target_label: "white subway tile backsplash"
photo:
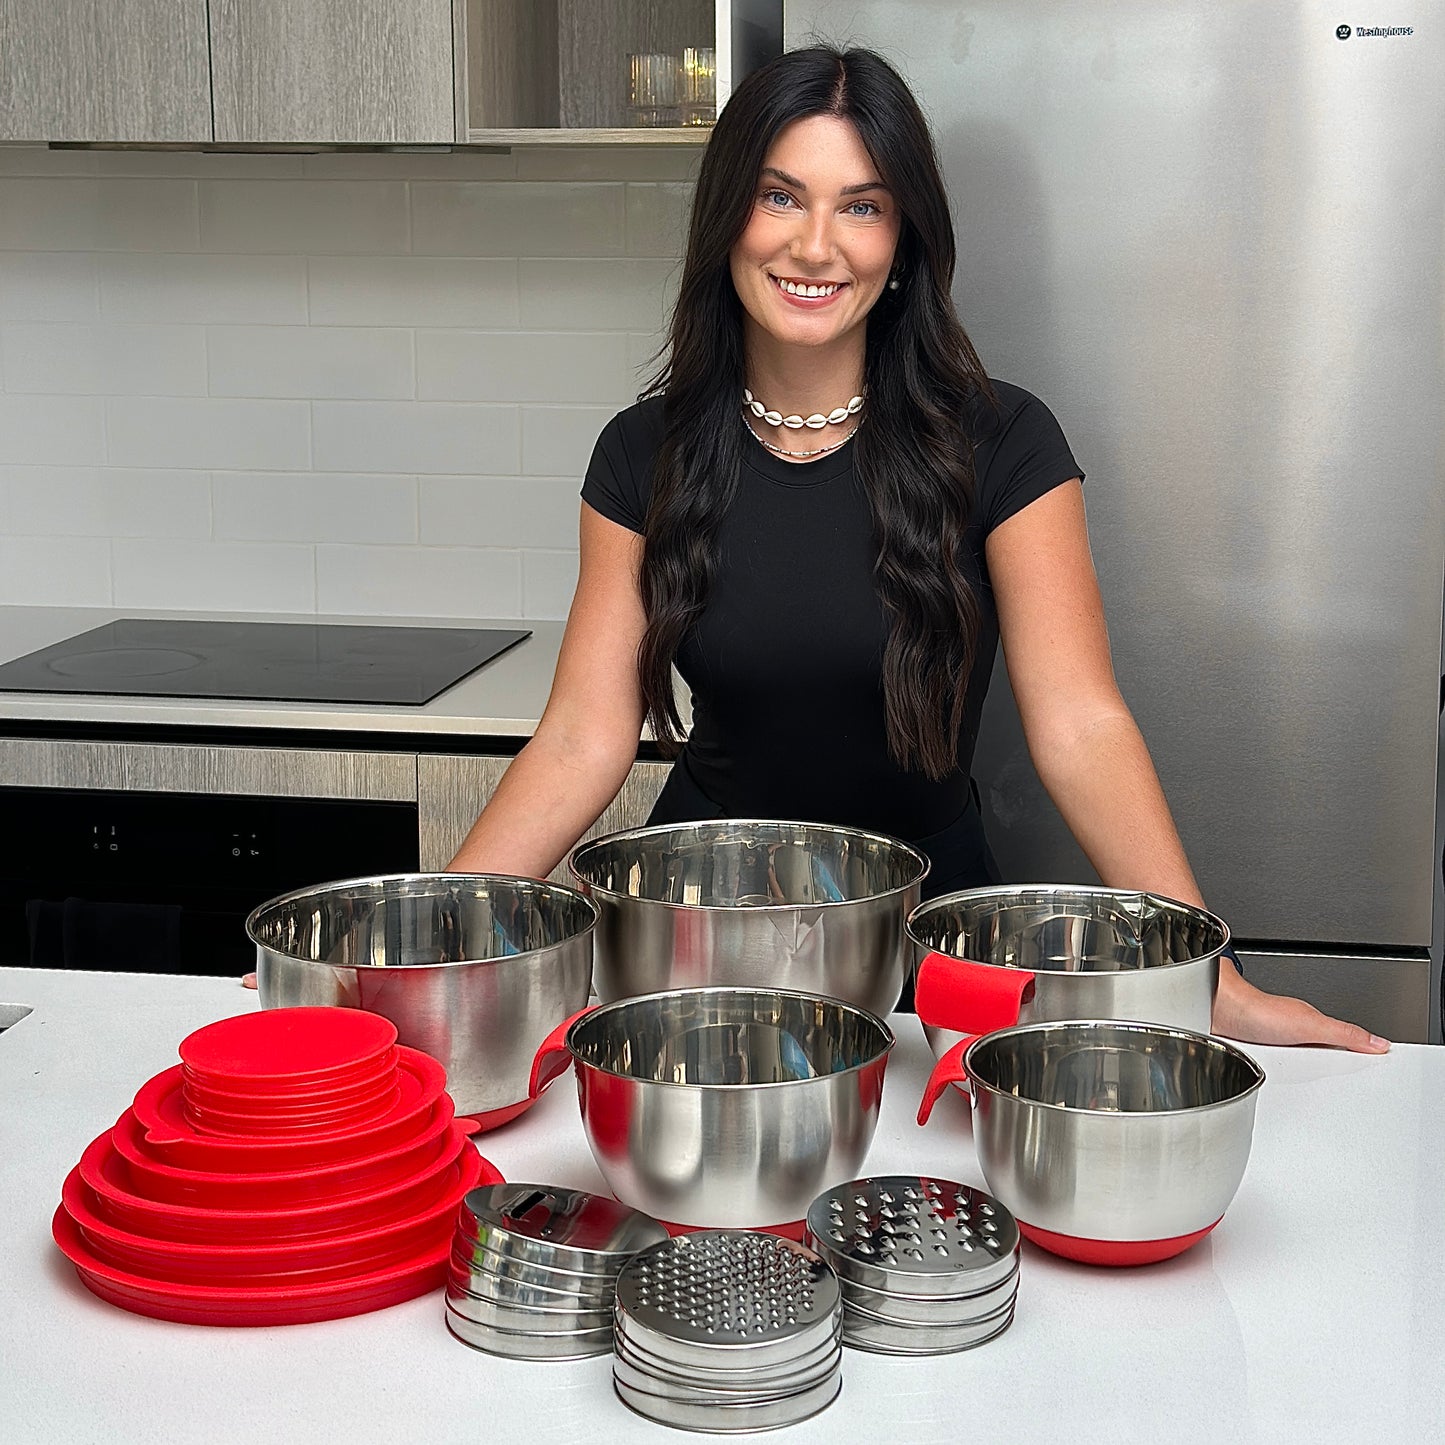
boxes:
[625,183,694,258]
[0,158,689,616]
[0,253,99,320]
[416,331,634,405]
[312,402,519,475]
[307,256,519,327]
[420,476,580,549]
[520,406,616,477]
[107,398,310,470]
[114,539,316,611]
[0,535,112,605]
[518,258,679,331]
[411,183,625,257]
[0,179,198,251]
[214,472,417,544]
[98,253,309,324]
[199,181,408,255]
[0,394,105,464]
[207,326,413,400]
[522,549,581,621]
[3,465,210,538]
[316,545,522,618]
[3,323,207,395]
[301,152,516,181]
[516,148,704,183]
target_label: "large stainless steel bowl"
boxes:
[247,874,595,1119]
[567,820,929,1017]
[909,885,1227,1061]
[919,1018,1264,1262]
[530,986,894,1228]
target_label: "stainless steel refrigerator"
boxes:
[786,1,1445,1040]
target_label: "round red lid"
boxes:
[178,1008,398,1086]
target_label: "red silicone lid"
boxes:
[110,1106,463,1210]
[53,1204,453,1328]
[133,1048,449,1167]
[182,1080,402,1138]
[178,1008,397,1087]
[82,1125,467,1243]
[1017,1217,1222,1267]
[181,1061,399,1110]
[111,1102,460,1208]
[62,1147,491,1286]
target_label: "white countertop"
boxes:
[1,966,1440,1444]
[0,607,565,738]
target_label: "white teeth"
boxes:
[775,277,839,298]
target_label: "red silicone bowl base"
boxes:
[1018,1217,1222,1267]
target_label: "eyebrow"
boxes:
[761,166,891,197]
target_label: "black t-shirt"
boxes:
[581,381,1083,840]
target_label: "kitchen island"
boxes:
[2,967,1439,1444]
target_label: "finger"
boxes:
[1304,1012,1390,1054]
[241,972,257,990]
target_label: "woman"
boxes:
[448,45,1386,1054]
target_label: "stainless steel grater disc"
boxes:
[457,1183,668,1270]
[841,1299,1016,1356]
[804,1176,1020,1296]
[614,1231,842,1371]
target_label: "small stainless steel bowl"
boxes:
[248,874,595,1117]
[909,885,1228,1060]
[569,819,928,1017]
[536,988,894,1228]
[959,1019,1265,1252]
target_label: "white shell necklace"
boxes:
[742,388,865,430]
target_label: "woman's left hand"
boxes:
[1212,961,1390,1053]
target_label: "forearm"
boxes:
[1030,710,1206,908]
[445,730,635,879]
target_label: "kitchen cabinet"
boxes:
[0,0,211,143]
[456,0,782,143]
[417,753,670,875]
[209,0,455,145]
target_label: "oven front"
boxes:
[1,787,420,976]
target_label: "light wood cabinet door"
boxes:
[417,753,671,878]
[210,0,455,144]
[0,0,211,142]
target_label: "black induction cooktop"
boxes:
[0,619,532,706]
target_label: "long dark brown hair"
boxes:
[639,46,995,779]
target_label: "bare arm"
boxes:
[446,502,650,879]
[987,480,1387,1053]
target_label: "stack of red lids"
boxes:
[53,1007,498,1327]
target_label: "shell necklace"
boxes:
[742,388,865,430]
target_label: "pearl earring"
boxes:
[887,273,902,291]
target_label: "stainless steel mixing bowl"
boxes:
[920,1019,1264,1256]
[909,885,1227,1060]
[567,819,929,1017]
[529,986,894,1227]
[248,873,595,1119]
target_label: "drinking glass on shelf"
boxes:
[681,47,717,127]
[627,53,680,127]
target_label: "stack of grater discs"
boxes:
[612,1231,844,1432]
[446,1183,668,1360]
[803,1176,1020,1355]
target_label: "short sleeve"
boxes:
[972,382,1085,536]
[580,403,661,535]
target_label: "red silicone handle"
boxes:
[914,951,1036,1035]
[917,1036,977,1127]
[527,1006,594,1099]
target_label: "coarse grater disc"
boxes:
[804,1177,1020,1296]
[614,1231,842,1371]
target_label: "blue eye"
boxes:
[761,188,793,207]
[847,200,881,217]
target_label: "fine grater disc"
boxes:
[614,1231,842,1372]
[804,1177,1021,1297]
